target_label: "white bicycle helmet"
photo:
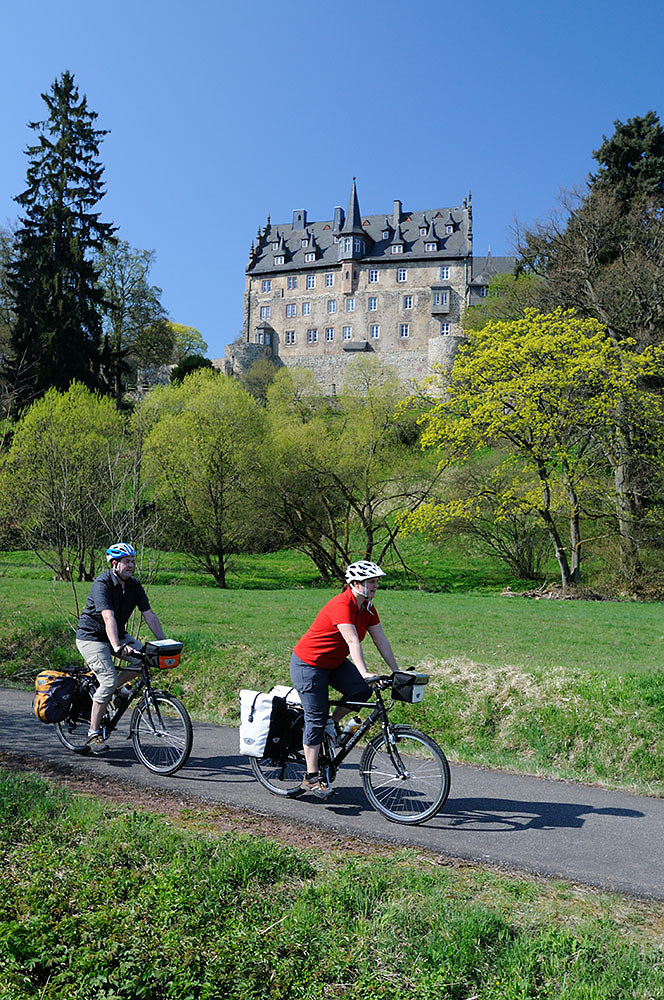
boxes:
[105,542,137,563]
[345,561,386,584]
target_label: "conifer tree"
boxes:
[8,71,116,409]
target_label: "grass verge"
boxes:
[1,768,663,1000]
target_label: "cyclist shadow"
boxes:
[430,795,645,833]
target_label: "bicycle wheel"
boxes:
[131,692,193,775]
[249,752,307,797]
[54,688,93,755]
[360,726,450,825]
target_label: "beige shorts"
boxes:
[76,635,142,703]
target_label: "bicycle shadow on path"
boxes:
[428,795,644,833]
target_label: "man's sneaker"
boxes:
[86,733,108,754]
[300,774,333,798]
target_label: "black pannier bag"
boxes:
[391,671,430,704]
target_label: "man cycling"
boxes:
[75,543,165,753]
[290,560,399,798]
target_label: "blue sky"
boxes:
[2,0,664,359]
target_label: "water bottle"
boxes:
[338,715,362,744]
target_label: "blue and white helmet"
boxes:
[105,542,137,563]
[345,561,386,584]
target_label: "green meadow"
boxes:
[1,768,663,1000]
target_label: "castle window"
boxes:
[326,327,334,341]
[479,286,488,297]
[397,268,407,282]
[305,252,316,262]
[327,300,336,314]
[433,291,448,306]
[403,296,413,310]
[369,269,379,283]
[285,303,297,318]
[274,255,285,265]
[391,244,403,254]
[306,274,316,289]
[287,276,298,290]
[259,305,271,319]
[354,238,363,253]
[399,323,410,338]
[307,328,318,343]
[440,322,451,335]
[302,302,311,316]
[285,330,296,344]
[346,297,355,312]
[325,273,334,287]
[343,326,352,340]
[368,296,378,311]
[344,237,352,254]
[425,242,437,251]
[261,279,272,292]
[370,324,380,339]
[440,266,450,280]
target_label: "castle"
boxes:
[222,180,514,392]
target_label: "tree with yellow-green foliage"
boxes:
[0,382,129,580]
[139,369,267,587]
[404,309,664,593]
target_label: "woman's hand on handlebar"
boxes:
[365,673,394,690]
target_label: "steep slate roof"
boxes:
[248,195,472,274]
[470,253,515,285]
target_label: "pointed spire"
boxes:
[340,177,363,234]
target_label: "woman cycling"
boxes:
[290,560,399,798]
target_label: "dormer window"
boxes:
[391,244,403,254]
[272,241,279,250]
[446,225,453,234]
[419,226,427,236]
[305,252,316,262]
[425,242,437,252]
[382,230,389,239]
[301,238,309,247]
[274,255,285,265]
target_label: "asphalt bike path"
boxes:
[2,686,663,901]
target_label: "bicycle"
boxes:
[248,672,451,825]
[54,641,193,776]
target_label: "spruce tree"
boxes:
[8,71,116,408]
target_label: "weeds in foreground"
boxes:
[0,769,663,1000]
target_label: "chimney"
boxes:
[393,199,402,225]
[333,205,344,230]
[292,209,307,229]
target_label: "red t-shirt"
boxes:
[293,588,380,670]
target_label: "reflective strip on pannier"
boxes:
[33,670,77,724]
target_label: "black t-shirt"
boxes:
[76,569,150,642]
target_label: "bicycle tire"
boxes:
[360,726,450,825]
[54,687,94,755]
[130,692,193,775]
[249,752,307,797]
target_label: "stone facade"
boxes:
[226,182,513,392]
